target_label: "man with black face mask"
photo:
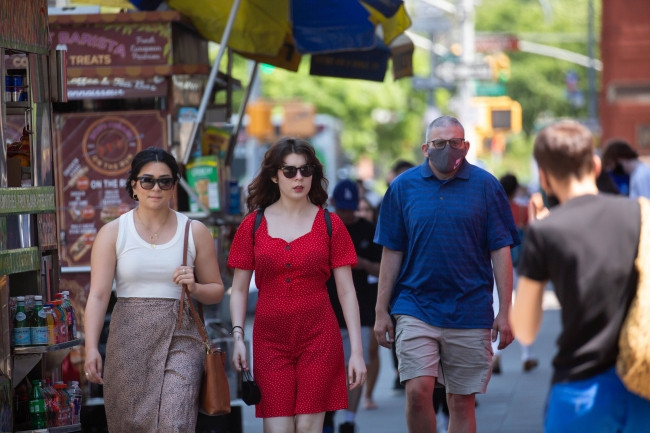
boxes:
[374,116,520,433]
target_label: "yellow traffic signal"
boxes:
[472,96,522,136]
[485,52,511,82]
[246,100,273,139]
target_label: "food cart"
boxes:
[48,9,245,432]
[0,0,83,431]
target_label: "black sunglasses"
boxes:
[137,176,176,190]
[280,164,315,178]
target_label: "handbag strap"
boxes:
[635,197,650,295]
[177,219,211,353]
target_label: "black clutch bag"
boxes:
[241,369,261,406]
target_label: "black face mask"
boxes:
[427,146,466,174]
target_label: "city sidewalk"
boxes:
[239,290,561,433]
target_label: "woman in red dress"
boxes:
[229,137,366,433]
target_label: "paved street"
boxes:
[238,290,561,433]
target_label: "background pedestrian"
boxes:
[325,179,382,433]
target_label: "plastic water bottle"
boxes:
[61,290,77,340]
[54,382,72,426]
[29,380,47,429]
[68,380,82,424]
[42,379,56,428]
[52,299,67,343]
[13,296,30,346]
[43,303,57,345]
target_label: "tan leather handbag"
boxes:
[617,197,650,400]
[178,220,231,416]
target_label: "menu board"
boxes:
[55,111,168,267]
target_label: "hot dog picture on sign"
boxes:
[55,111,167,267]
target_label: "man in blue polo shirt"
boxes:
[374,115,519,433]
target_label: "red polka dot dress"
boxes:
[228,207,357,418]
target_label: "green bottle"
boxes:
[13,296,30,346]
[30,295,48,345]
[29,379,47,429]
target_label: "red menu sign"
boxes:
[49,22,172,68]
[55,111,168,267]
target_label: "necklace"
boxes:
[135,208,170,249]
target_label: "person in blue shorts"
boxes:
[374,115,519,433]
[511,120,650,433]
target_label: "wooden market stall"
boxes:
[1,1,83,431]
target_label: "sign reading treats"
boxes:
[48,11,210,99]
[55,111,168,267]
[49,19,172,68]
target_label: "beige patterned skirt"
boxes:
[104,298,204,433]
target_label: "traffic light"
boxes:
[246,100,273,139]
[485,52,511,82]
[472,96,522,136]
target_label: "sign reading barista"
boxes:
[50,23,171,67]
[82,116,142,176]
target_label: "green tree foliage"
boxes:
[259,58,427,173]
[476,0,601,134]
[219,0,601,184]
[473,0,600,183]
[215,52,427,178]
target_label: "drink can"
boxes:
[5,75,14,102]
[228,179,241,215]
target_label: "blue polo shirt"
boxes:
[375,159,519,329]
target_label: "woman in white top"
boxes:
[84,147,225,433]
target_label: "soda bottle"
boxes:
[13,296,31,346]
[28,379,47,429]
[30,295,48,345]
[52,300,68,343]
[54,382,72,426]
[68,380,83,424]
[43,303,57,345]
[43,379,57,428]
[60,291,77,340]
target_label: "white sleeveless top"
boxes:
[114,209,196,298]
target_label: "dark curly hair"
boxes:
[246,137,328,212]
[125,147,180,200]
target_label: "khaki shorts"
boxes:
[394,314,493,395]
